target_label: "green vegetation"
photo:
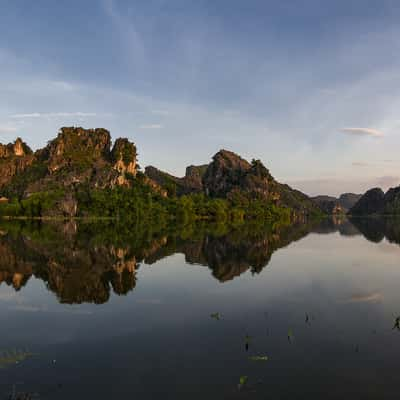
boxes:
[2,160,48,200]
[0,190,65,218]
[74,174,293,224]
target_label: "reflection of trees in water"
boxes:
[0,219,333,303]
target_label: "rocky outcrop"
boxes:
[349,188,385,215]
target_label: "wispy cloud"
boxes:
[341,127,384,137]
[289,175,400,197]
[352,161,370,167]
[151,109,170,116]
[0,124,17,133]
[10,112,97,119]
[139,124,163,129]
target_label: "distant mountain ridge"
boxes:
[312,193,362,214]
[349,186,400,216]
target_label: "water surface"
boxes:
[0,218,400,399]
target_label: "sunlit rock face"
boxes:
[0,138,32,159]
[111,138,138,186]
[0,139,34,189]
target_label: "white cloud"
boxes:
[139,124,163,129]
[341,127,384,137]
[10,112,97,119]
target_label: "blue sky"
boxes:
[1,0,400,195]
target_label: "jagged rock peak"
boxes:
[203,149,273,198]
[210,149,251,170]
[0,138,32,159]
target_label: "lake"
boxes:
[0,217,400,399]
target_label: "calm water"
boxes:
[0,218,400,399]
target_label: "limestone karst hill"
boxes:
[0,127,322,219]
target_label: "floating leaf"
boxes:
[239,375,248,386]
[210,312,220,320]
[0,349,36,369]
[249,355,268,361]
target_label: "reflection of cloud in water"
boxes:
[10,304,93,314]
[0,291,20,302]
[136,298,163,305]
[345,292,383,304]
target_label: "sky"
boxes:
[1,0,400,196]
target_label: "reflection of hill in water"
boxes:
[2,217,395,304]
[0,225,138,304]
[349,217,400,245]
[310,216,361,236]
